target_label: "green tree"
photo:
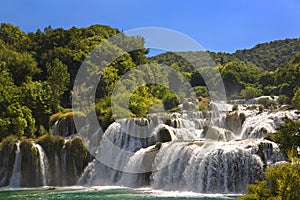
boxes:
[0,23,31,51]
[0,42,40,85]
[45,58,70,112]
[241,86,262,99]
[292,87,300,110]
[266,118,300,157]
[0,103,35,139]
[240,161,300,200]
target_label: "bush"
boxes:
[258,104,264,112]
[232,104,238,111]
[198,101,209,111]
[271,118,300,157]
[239,161,300,200]
[193,86,209,98]
[277,95,289,105]
[167,107,182,113]
[241,86,262,99]
[292,87,300,110]
[263,85,278,96]
[257,98,276,108]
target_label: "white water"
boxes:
[78,108,299,193]
[240,110,299,139]
[3,104,298,193]
[32,143,49,186]
[9,142,21,187]
[151,140,283,193]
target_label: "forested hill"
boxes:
[1,22,300,141]
[234,38,300,71]
[150,38,300,71]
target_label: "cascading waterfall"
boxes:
[239,110,298,139]
[9,142,21,187]
[78,107,299,193]
[1,102,299,193]
[0,136,89,187]
[151,140,283,193]
[32,143,49,186]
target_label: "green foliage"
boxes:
[220,61,262,98]
[232,104,239,111]
[198,101,209,112]
[45,58,70,112]
[129,85,163,117]
[234,38,300,71]
[162,90,179,111]
[257,98,277,108]
[292,87,300,110]
[267,118,300,157]
[0,23,31,51]
[277,95,290,105]
[1,22,300,140]
[241,86,262,99]
[275,55,300,99]
[0,47,40,86]
[0,102,36,139]
[240,161,300,200]
[193,86,209,98]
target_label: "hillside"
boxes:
[150,38,300,71]
[1,23,300,141]
[234,38,300,71]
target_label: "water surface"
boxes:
[0,187,238,200]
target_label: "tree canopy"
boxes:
[0,22,300,140]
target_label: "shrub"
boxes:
[241,86,262,99]
[257,98,276,108]
[232,104,238,111]
[258,104,264,112]
[239,161,300,200]
[198,101,209,111]
[167,107,182,113]
[277,95,290,105]
[292,87,300,110]
[272,118,300,157]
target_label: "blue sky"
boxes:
[1,0,300,52]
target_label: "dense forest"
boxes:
[1,23,300,198]
[1,22,300,140]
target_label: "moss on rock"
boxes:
[0,138,17,186]
[202,125,224,140]
[225,111,246,133]
[157,127,172,143]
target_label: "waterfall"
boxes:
[117,145,155,187]
[62,150,67,186]
[54,154,60,184]
[32,143,49,186]
[240,110,298,139]
[2,105,297,192]
[78,107,299,193]
[151,140,282,193]
[9,142,21,187]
